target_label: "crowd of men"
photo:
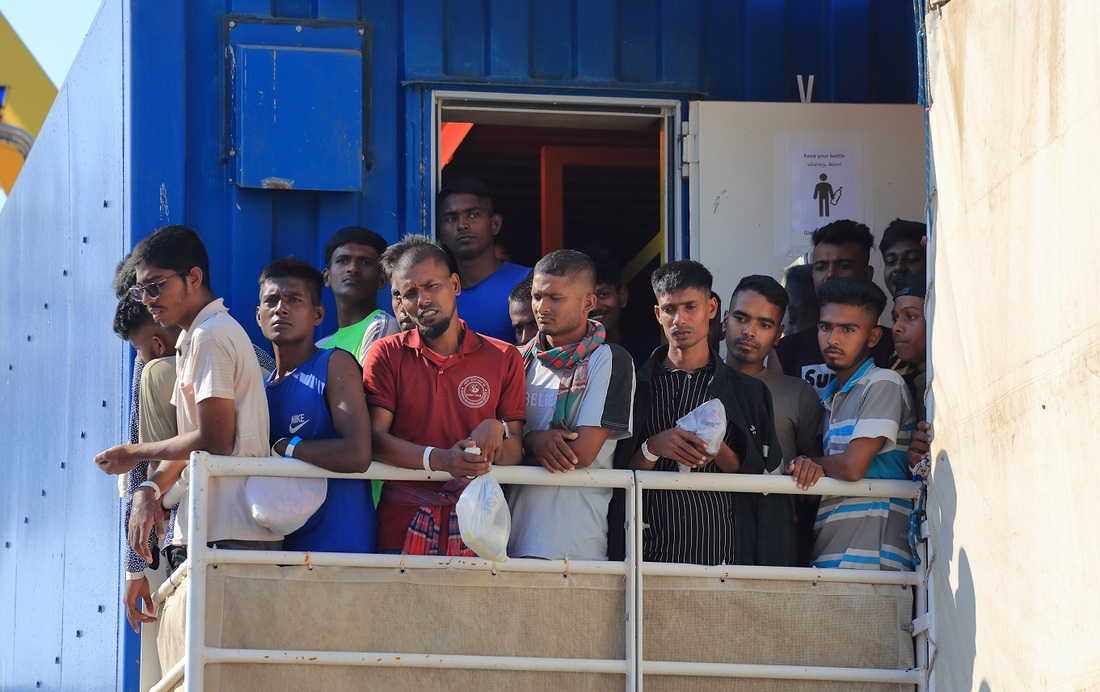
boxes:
[94,178,932,644]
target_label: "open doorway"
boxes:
[433,93,679,361]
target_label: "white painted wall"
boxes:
[688,101,926,309]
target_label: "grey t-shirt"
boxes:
[754,367,823,466]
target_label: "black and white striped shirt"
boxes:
[642,362,739,566]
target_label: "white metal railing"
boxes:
[148,452,928,691]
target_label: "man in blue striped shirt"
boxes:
[785,278,916,570]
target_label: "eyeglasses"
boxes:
[128,270,187,300]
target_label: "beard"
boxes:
[418,314,452,341]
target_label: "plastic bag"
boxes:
[456,472,510,562]
[674,398,728,472]
[245,476,328,536]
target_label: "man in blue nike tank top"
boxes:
[257,257,376,552]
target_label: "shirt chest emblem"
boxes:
[457,375,491,409]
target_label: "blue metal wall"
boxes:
[129,0,918,349]
[0,0,917,688]
[0,2,127,688]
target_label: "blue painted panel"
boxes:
[229,19,367,192]
[443,0,487,76]
[575,2,616,80]
[617,0,659,84]
[403,0,445,76]
[233,44,364,191]
[487,1,530,78]
[660,2,702,91]
[530,1,574,80]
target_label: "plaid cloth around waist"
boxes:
[382,479,474,557]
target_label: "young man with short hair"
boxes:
[107,297,179,634]
[891,274,928,420]
[725,275,823,466]
[507,250,635,560]
[437,179,530,342]
[772,219,896,396]
[583,246,629,345]
[364,235,526,555]
[880,219,927,290]
[630,261,790,566]
[786,278,916,571]
[257,257,376,553]
[724,275,823,566]
[507,272,537,346]
[318,226,399,364]
[94,225,279,570]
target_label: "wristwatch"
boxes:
[499,419,510,440]
[640,440,660,463]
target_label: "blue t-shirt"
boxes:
[456,261,530,342]
[265,348,376,553]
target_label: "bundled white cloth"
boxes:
[674,399,727,472]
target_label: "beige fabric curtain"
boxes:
[925,2,1100,689]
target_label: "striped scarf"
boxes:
[520,320,605,428]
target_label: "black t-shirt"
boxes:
[773,326,896,398]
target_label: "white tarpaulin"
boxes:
[925,2,1100,689]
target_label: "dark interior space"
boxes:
[442,123,663,356]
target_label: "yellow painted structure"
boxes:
[0,12,57,194]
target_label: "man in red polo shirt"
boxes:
[364,235,526,555]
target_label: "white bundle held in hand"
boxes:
[456,471,511,562]
[674,399,727,472]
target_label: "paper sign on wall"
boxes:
[790,147,858,244]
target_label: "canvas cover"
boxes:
[155,565,914,690]
[925,2,1100,689]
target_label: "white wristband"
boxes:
[125,571,146,582]
[640,440,660,463]
[137,480,162,501]
[422,446,435,472]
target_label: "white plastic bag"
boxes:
[245,476,328,536]
[674,398,728,472]
[456,472,510,561]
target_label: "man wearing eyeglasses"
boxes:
[94,225,280,592]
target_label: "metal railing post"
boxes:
[184,451,211,691]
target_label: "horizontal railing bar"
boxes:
[201,456,636,488]
[637,470,920,498]
[197,455,916,498]
[203,648,629,674]
[642,660,921,683]
[148,658,185,692]
[640,561,921,586]
[151,560,190,606]
[204,549,629,575]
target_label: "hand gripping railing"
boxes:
[148,452,928,691]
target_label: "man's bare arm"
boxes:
[785,436,886,489]
[468,418,524,466]
[525,425,613,473]
[369,406,490,478]
[124,397,238,561]
[271,350,372,473]
[95,396,237,473]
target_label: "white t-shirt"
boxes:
[508,343,635,560]
[172,298,276,544]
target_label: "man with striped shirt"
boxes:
[631,261,789,566]
[786,278,916,570]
